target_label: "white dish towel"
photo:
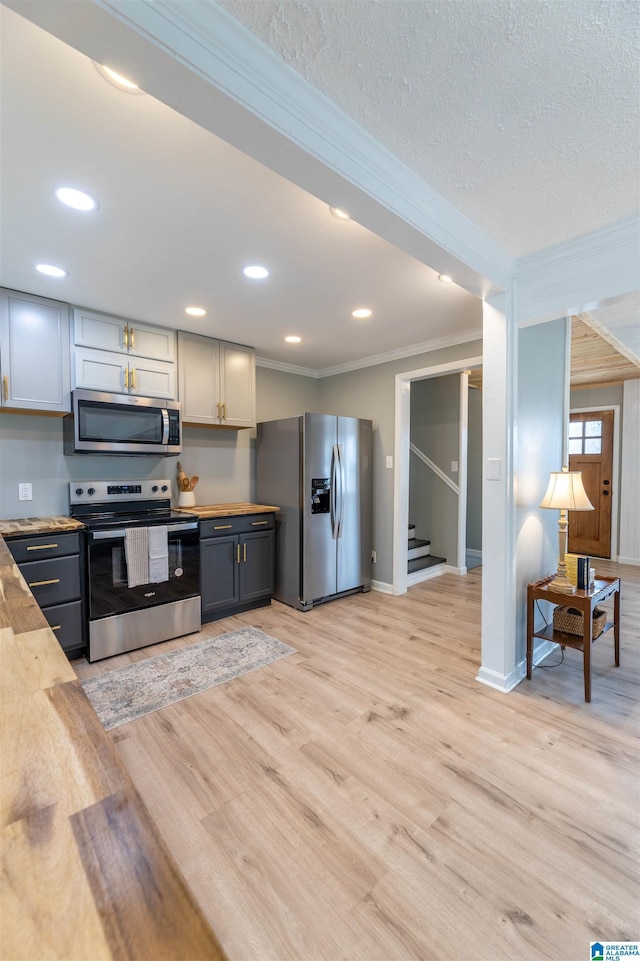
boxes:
[125,527,150,588]
[148,525,169,583]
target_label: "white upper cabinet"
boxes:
[73,308,175,362]
[0,288,71,412]
[178,332,255,428]
[72,308,176,399]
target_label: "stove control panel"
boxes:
[69,480,172,504]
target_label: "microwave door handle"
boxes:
[161,409,170,444]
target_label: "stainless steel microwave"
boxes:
[64,389,181,456]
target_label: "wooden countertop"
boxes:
[188,501,279,518]
[0,536,226,961]
[0,515,85,536]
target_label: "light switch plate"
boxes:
[386,455,393,469]
[487,458,502,481]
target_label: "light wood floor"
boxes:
[75,560,640,961]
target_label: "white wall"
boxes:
[619,379,640,565]
[466,387,483,552]
[514,318,569,666]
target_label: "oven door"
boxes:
[87,521,199,620]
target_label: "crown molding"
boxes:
[257,327,482,380]
[515,216,640,325]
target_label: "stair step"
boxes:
[408,537,431,559]
[408,554,446,574]
[408,524,416,539]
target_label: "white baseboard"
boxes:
[476,663,525,694]
[617,555,640,566]
[371,579,394,594]
[444,564,467,575]
[407,563,445,586]
[466,549,483,559]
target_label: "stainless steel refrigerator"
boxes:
[257,413,373,610]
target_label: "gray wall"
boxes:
[515,317,568,661]
[466,386,483,552]
[0,341,482,587]
[409,374,460,563]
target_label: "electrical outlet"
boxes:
[18,482,32,501]
[371,550,377,564]
[385,455,393,469]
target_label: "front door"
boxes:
[567,410,614,558]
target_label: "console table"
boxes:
[526,575,620,702]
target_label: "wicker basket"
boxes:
[553,605,606,638]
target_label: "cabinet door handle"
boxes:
[129,327,135,350]
[216,401,222,420]
[243,543,247,562]
[131,367,136,390]
[222,402,227,421]
[123,325,129,349]
[251,520,268,526]
[236,544,241,563]
[2,375,8,401]
[26,543,58,551]
[214,524,232,530]
[124,367,129,390]
[28,578,60,587]
[50,625,62,631]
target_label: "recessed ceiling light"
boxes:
[185,306,206,317]
[243,265,269,280]
[36,264,68,278]
[285,335,301,343]
[438,274,453,284]
[93,62,143,93]
[55,187,99,211]
[352,308,372,319]
[330,206,350,220]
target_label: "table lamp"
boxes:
[539,466,593,594]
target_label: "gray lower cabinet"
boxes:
[7,531,86,658]
[200,514,275,621]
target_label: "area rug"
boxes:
[81,627,296,731]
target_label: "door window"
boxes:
[568,419,602,455]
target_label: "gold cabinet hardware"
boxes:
[221,402,227,421]
[2,375,8,401]
[123,325,129,349]
[26,543,58,551]
[216,401,222,420]
[236,544,241,563]
[214,524,232,530]
[130,327,135,349]
[28,578,60,587]
[243,543,247,562]
[50,625,62,631]
[251,520,268,526]
[131,367,136,390]
[124,367,129,390]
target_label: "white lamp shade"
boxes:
[539,470,594,511]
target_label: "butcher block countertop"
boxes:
[188,501,279,518]
[0,514,85,536]
[0,536,226,961]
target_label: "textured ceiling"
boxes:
[218,0,640,258]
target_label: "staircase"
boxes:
[407,524,446,575]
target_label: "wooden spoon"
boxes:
[190,476,199,491]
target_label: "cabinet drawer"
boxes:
[19,555,81,607]
[42,600,84,653]
[200,514,274,538]
[8,532,81,563]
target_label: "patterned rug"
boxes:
[81,627,296,731]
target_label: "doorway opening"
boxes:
[393,353,483,595]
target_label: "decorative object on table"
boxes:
[176,461,199,507]
[577,556,590,590]
[539,466,593,594]
[81,627,296,730]
[552,605,606,639]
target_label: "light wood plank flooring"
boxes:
[75,560,639,961]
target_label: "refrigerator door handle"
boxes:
[331,444,339,539]
[336,443,345,539]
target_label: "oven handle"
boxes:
[90,521,199,541]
